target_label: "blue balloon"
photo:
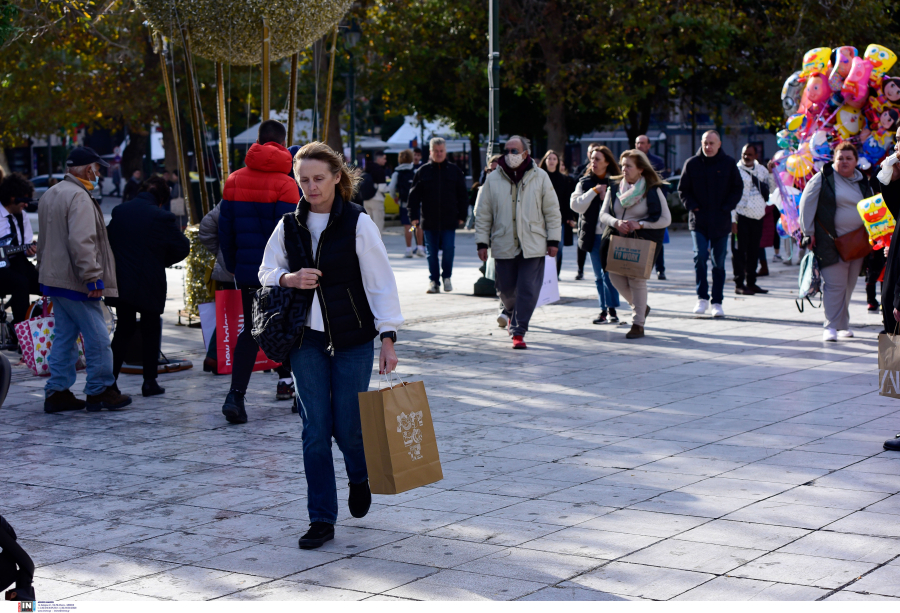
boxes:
[776,218,789,239]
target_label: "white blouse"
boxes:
[259,211,404,334]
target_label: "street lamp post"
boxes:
[487,0,500,158]
[343,21,361,165]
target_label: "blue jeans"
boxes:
[423,229,456,282]
[589,239,620,310]
[46,297,114,398]
[290,329,373,524]
[692,231,729,304]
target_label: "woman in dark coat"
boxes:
[107,175,190,396]
[539,150,576,277]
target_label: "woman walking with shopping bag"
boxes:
[598,150,671,339]
[570,146,622,324]
[259,142,404,549]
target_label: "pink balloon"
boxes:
[841,57,873,108]
[779,171,794,187]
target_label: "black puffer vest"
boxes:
[282,195,378,351]
[812,164,873,269]
[576,173,610,252]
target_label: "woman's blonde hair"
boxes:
[614,149,668,190]
[293,141,361,202]
[584,145,620,177]
[398,148,414,164]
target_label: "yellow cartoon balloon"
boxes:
[786,144,814,179]
[801,47,832,80]
[864,44,898,85]
[858,194,896,249]
[834,105,862,139]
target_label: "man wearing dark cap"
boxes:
[37,146,131,413]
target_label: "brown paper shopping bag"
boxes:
[358,375,443,494]
[878,332,900,398]
[605,234,657,280]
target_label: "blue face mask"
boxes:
[91,176,100,189]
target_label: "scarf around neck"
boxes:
[498,155,533,185]
[618,177,647,209]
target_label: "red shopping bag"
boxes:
[215,289,280,375]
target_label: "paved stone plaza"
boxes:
[2,229,899,601]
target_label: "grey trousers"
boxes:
[608,272,648,327]
[495,254,545,337]
[820,257,864,330]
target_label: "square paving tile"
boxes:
[519,527,660,560]
[384,569,546,600]
[362,535,504,568]
[287,556,437,593]
[730,552,877,589]
[674,576,827,600]
[569,561,714,600]
[623,539,767,574]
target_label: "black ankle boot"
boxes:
[142,380,165,397]
[298,522,334,549]
[348,480,372,518]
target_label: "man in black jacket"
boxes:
[408,137,469,294]
[678,131,743,317]
[107,176,190,397]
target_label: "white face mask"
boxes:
[506,153,525,168]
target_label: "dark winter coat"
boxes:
[122,177,141,203]
[219,142,300,286]
[281,194,378,350]
[106,192,190,314]
[407,160,469,231]
[678,148,744,240]
[576,174,610,252]
[547,170,576,246]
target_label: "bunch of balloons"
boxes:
[775,44,899,241]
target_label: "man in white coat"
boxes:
[475,136,561,350]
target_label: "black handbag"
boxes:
[251,285,309,364]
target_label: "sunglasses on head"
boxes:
[504,148,521,155]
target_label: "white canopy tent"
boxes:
[229,110,345,146]
[384,116,471,153]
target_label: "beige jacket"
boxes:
[474,163,561,260]
[36,174,118,297]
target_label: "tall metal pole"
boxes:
[159,37,192,224]
[348,51,356,163]
[487,0,500,157]
[287,53,299,146]
[261,18,270,121]
[216,61,230,181]
[181,28,211,217]
[323,26,339,144]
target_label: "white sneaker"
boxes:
[404,248,413,258]
[497,312,509,328]
[414,246,427,257]
[823,327,838,342]
[711,303,725,318]
[426,281,440,294]
[837,329,854,338]
[443,278,453,292]
[693,299,710,315]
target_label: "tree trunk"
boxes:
[469,135,481,179]
[0,148,10,176]
[161,125,179,172]
[326,97,344,153]
[544,99,567,155]
[625,96,654,147]
[122,127,149,177]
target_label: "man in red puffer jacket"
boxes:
[218,119,300,424]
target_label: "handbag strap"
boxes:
[815,218,836,242]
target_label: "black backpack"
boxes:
[359,173,377,201]
[397,168,415,203]
[251,285,309,363]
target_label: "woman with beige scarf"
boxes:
[598,150,671,339]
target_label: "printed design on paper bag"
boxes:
[397,411,424,461]
[612,245,642,263]
[881,369,900,394]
